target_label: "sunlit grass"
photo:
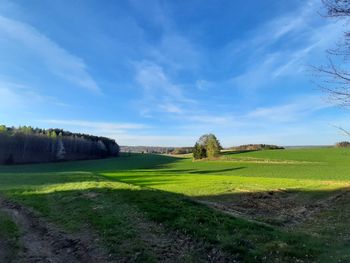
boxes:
[0,148,349,261]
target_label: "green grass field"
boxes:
[0,147,349,262]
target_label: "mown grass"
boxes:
[0,148,349,262]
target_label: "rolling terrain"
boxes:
[0,147,349,262]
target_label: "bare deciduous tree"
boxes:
[323,0,350,17]
[315,0,350,106]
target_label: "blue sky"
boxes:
[0,0,349,146]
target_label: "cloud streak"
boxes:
[0,15,101,93]
[0,80,67,109]
[42,119,147,132]
[247,96,332,123]
[229,0,344,91]
[134,61,196,117]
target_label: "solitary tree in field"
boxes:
[193,134,222,159]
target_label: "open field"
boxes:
[0,147,349,262]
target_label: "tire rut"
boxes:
[0,197,111,263]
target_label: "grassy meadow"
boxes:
[0,147,349,262]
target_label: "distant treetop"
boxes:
[0,125,119,165]
[0,125,116,145]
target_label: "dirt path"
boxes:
[0,197,111,263]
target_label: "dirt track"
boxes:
[0,197,111,263]
[0,196,231,263]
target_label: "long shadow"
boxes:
[97,167,247,189]
[188,167,245,174]
[146,167,245,174]
[0,148,348,262]
[3,186,347,262]
[0,153,185,174]
[0,154,188,190]
[99,173,184,187]
[221,150,259,155]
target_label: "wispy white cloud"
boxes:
[136,61,184,100]
[0,80,67,109]
[185,114,234,125]
[110,134,196,147]
[256,0,319,45]
[40,119,198,147]
[128,0,202,72]
[196,79,215,91]
[158,103,183,114]
[0,15,101,93]
[229,1,344,91]
[134,61,240,126]
[247,95,332,122]
[134,61,196,116]
[42,119,147,132]
[149,33,202,71]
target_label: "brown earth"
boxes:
[0,238,14,262]
[0,197,111,263]
[196,188,350,227]
[0,194,232,263]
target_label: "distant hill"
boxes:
[283,145,332,149]
[120,146,192,154]
[229,144,284,152]
[0,125,119,165]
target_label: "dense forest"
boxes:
[0,125,119,164]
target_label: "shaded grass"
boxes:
[6,183,322,262]
[297,191,350,263]
[0,148,349,261]
[0,211,20,262]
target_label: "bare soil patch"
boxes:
[0,193,232,263]
[0,239,14,262]
[0,196,111,263]
[197,188,350,227]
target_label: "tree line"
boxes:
[0,125,119,165]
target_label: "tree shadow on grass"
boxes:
[99,173,185,187]
[96,167,246,188]
[0,154,185,174]
[156,167,246,174]
[0,154,190,190]
[4,186,343,262]
[221,150,259,155]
